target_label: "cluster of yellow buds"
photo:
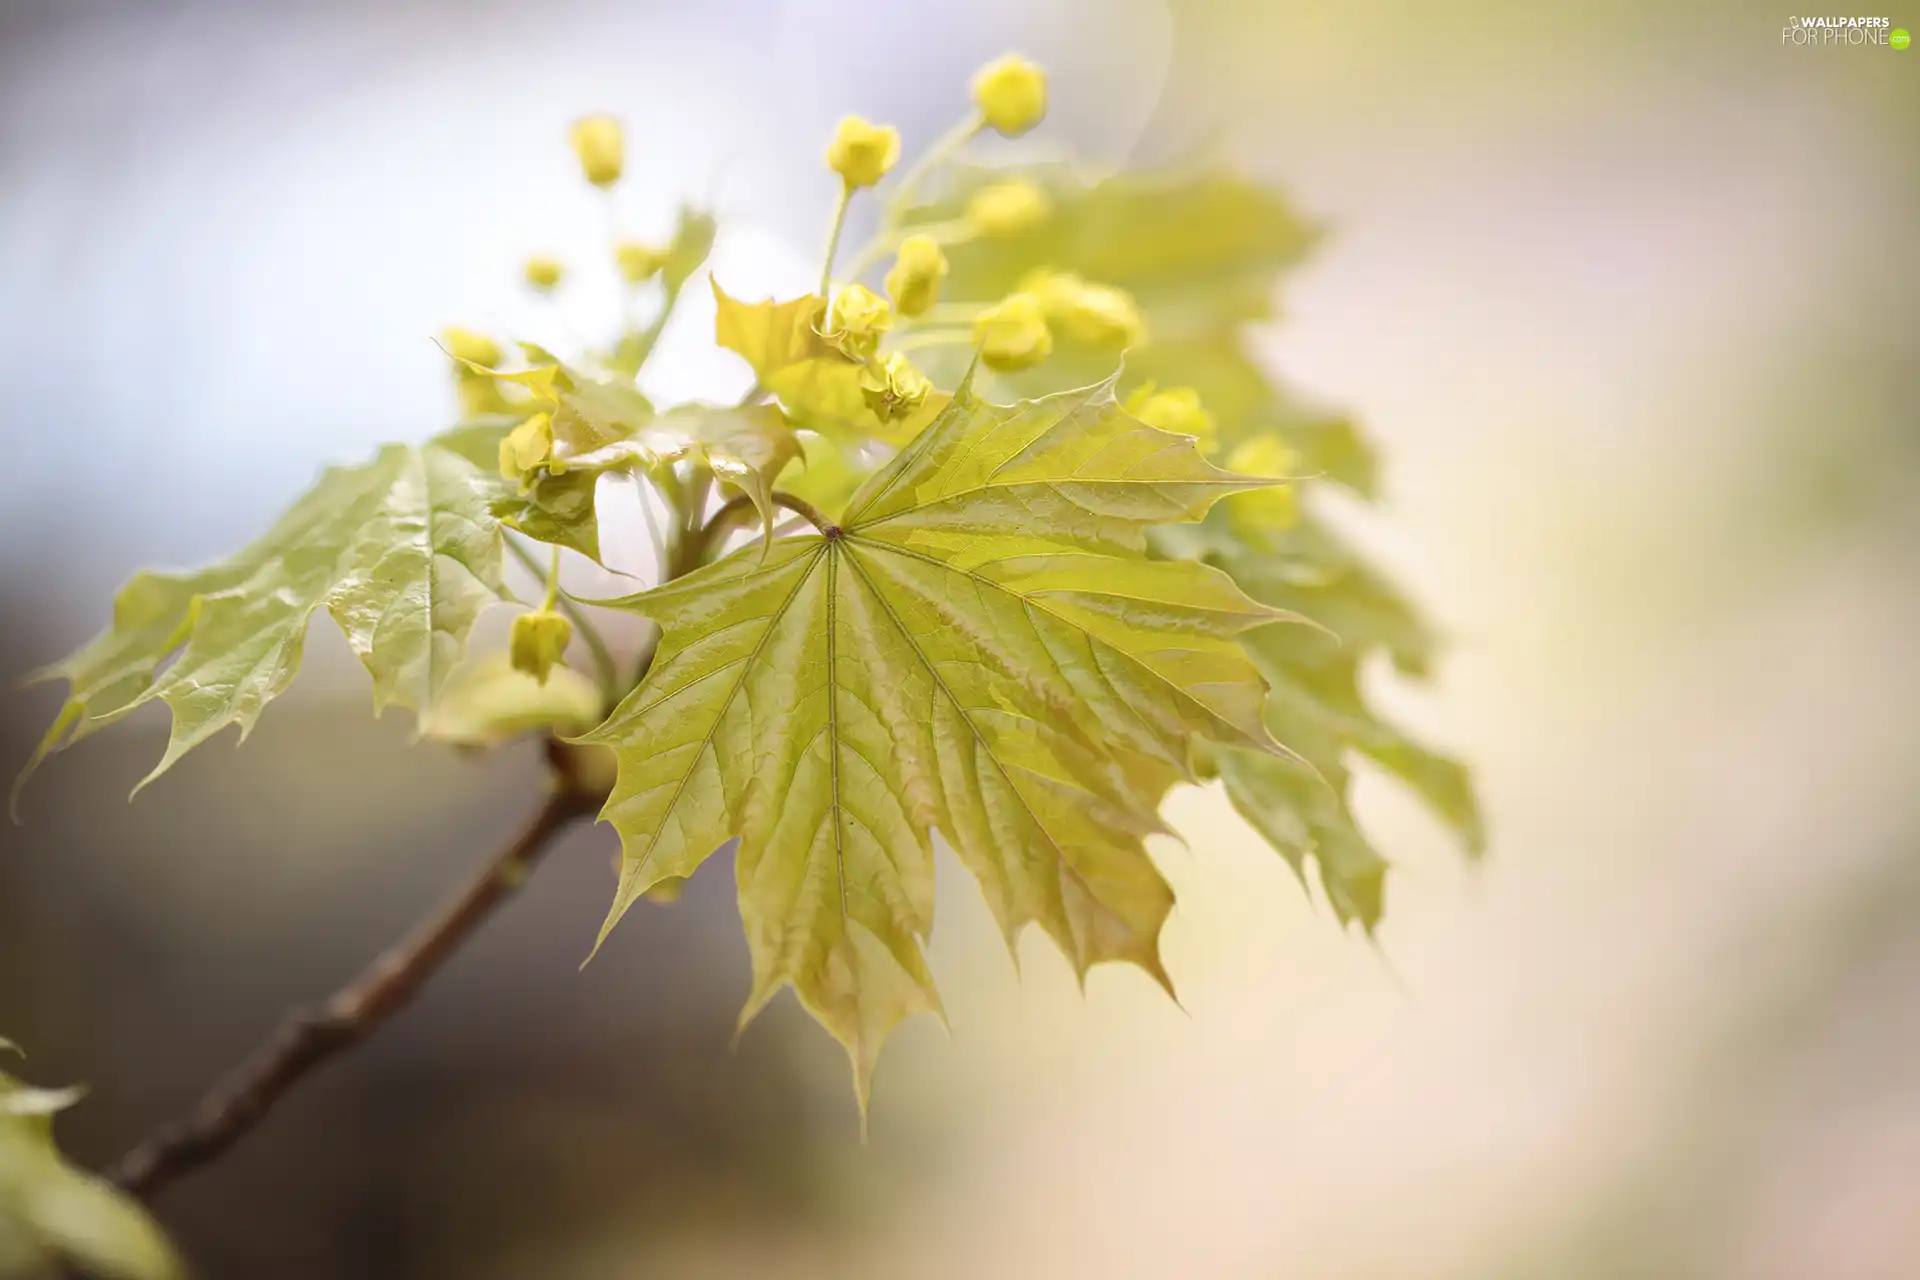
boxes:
[1224,435,1302,531]
[1125,383,1216,450]
[525,255,565,292]
[1022,270,1145,349]
[973,293,1052,371]
[965,180,1051,238]
[885,235,948,317]
[829,284,893,359]
[827,116,901,189]
[497,411,557,489]
[569,114,625,187]
[860,352,933,422]
[442,328,511,418]
[510,608,573,684]
[972,55,1047,136]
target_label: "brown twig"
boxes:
[107,742,604,1198]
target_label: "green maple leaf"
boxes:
[906,163,1483,923]
[16,439,510,807]
[1160,517,1485,927]
[0,1046,182,1280]
[580,374,1309,1103]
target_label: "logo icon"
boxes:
[1892,27,1911,48]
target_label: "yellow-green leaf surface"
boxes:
[582,376,1301,1102]
[1,1053,182,1280]
[18,440,507,806]
[909,162,1482,922]
[1158,517,1485,928]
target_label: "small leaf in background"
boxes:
[423,653,602,748]
[0,1050,183,1280]
[710,280,831,383]
[582,377,1302,1104]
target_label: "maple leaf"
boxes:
[0,1045,182,1280]
[16,440,509,807]
[912,163,1485,922]
[1159,517,1485,927]
[580,375,1308,1103]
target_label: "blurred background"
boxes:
[3,0,1917,1275]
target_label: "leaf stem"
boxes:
[685,491,835,566]
[506,537,619,703]
[106,746,603,1198]
[819,181,853,297]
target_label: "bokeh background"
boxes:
[3,0,1917,1275]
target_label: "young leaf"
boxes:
[19,441,507,803]
[422,653,602,748]
[711,279,940,444]
[710,279,831,380]
[581,376,1302,1102]
[0,1057,183,1280]
[651,404,801,543]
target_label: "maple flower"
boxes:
[524,255,565,292]
[973,54,1048,136]
[569,114,625,187]
[509,610,573,685]
[973,292,1052,371]
[497,412,555,487]
[859,352,933,422]
[440,327,501,369]
[1023,271,1144,348]
[1126,383,1217,450]
[965,180,1051,237]
[826,116,901,188]
[1225,436,1302,530]
[884,235,949,317]
[829,284,893,359]
[616,240,667,283]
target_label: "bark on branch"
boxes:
[107,743,602,1198]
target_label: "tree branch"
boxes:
[107,741,604,1198]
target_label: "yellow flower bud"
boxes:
[498,412,554,487]
[1126,384,1217,449]
[1065,284,1146,348]
[524,255,565,292]
[1020,271,1145,348]
[569,114,625,187]
[829,283,893,359]
[973,292,1052,372]
[441,327,502,369]
[965,181,1051,237]
[884,234,949,317]
[859,353,932,422]
[826,116,900,188]
[1226,436,1303,532]
[972,54,1048,136]
[509,609,574,685]
[615,240,667,283]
